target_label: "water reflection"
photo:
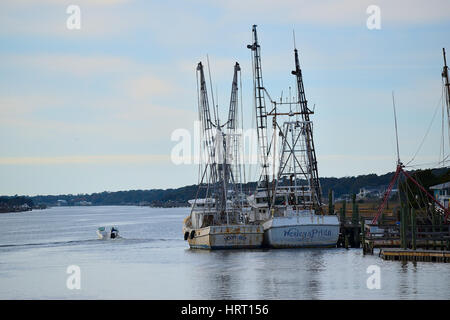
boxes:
[2,206,450,299]
[304,249,325,299]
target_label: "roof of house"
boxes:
[429,182,450,190]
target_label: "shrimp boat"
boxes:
[183,198,263,249]
[182,61,263,249]
[246,25,339,248]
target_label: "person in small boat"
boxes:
[110,227,117,239]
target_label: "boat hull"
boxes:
[263,216,340,248]
[187,225,263,250]
[96,230,120,240]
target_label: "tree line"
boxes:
[3,167,447,208]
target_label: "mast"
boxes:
[196,62,216,174]
[392,92,401,165]
[291,47,322,212]
[247,24,271,207]
[195,61,247,224]
[227,63,240,131]
[226,62,244,210]
[443,48,450,151]
[195,62,226,221]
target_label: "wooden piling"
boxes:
[411,207,416,250]
[351,194,359,225]
[361,217,366,255]
[431,203,437,250]
[400,206,407,250]
[328,189,334,215]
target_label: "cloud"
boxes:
[0,88,198,161]
[2,54,135,77]
[318,154,441,177]
[0,0,135,37]
[3,0,131,5]
[0,51,197,150]
[0,154,170,165]
[0,95,63,119]
[125,75,176,100]
[207,0,450,25]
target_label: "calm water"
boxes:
[0,206,448,299]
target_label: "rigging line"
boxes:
[405,88,444,166]
[392,91,401,164]
[404,157,450,170]
[239,68,247,187]
[206,54,218,126]
[405,158,450,169]
[216,84,219,126]
[404,171,424,213]
[249,52,256,189]
[196,70,202,184]
[413,171,430,213]
[417,172,435,216]
[412,153,450,164]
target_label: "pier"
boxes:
[380,248,450,262]
[331,193,450,262]
[361,206,450,254]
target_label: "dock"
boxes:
[380,248,450,262]
[332,197,450,264]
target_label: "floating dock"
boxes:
[380,248,450,262]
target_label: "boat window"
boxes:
[275,196,285,205]
[256,197,268,203]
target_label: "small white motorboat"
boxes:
[96,226,120,240]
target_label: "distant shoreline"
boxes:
[0,204,190,214]
[2,167,449,210]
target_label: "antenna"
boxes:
[216,84,219,126]
[443,48,448,68]
[292,29,296,50]
[392,91,401,165]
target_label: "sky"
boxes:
[0,0,449,196]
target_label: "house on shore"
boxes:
[430,182,450,209]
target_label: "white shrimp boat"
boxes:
[183,199,263,249]
[249,188,339,248]
[182,61,263,250]
[262,211,339,248]
[246,25,339,248]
